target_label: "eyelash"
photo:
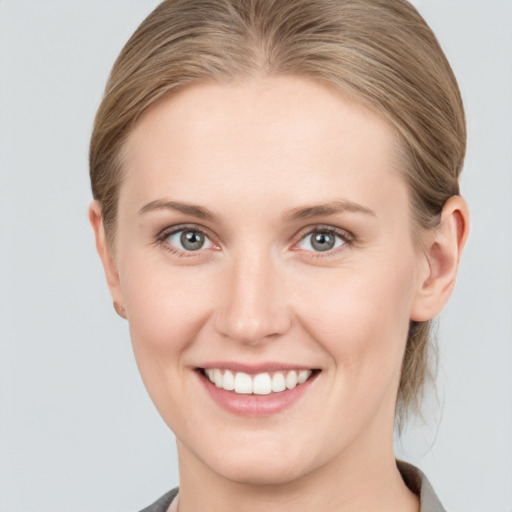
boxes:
[155,224,353,258]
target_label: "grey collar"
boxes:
[397,460,447,512]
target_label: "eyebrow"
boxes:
[138,198,376,221]
[138,200,215,220]
[282,200,376,221]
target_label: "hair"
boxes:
[89,0,466,425]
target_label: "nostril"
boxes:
[214,308,292,345]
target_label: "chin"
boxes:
[211,457,308,487]
[197,437,322,487]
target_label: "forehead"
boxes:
[120,76,407,219]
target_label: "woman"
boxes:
[89,1,469,511]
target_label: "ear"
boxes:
[88,201,127,319]
[410,195,470,322]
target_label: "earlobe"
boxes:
[88,201,126,317]
[411,195,470,322]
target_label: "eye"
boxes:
[164,228,214,252]
[297,228,347,253]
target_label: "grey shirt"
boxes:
[139,461,445,512]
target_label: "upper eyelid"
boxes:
[157,223,213,240]
[294,224,353,242]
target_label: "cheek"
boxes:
[119,258,220,427]
[120,256,215,363]
[296,258,415,377]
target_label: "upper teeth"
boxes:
[204,369,313,395]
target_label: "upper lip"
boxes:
[198,362,318,374]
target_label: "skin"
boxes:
[90,77,469,512]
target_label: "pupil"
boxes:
[181,230,204,251]
[312,232,334,251]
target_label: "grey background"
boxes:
[0,1,510,511]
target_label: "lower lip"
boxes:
[197,370,318,416]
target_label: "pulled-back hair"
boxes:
[90,0,465,424]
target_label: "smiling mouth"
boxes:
[200,368,319,395]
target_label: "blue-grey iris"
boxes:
[181,230,205,251]
[311,232,335,251]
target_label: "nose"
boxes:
[214,252,292,345]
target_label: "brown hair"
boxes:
[89,0,465,424]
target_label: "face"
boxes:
[100,77,431,486]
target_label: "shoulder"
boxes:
[138,488,179,512]
[397,460,446,512]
